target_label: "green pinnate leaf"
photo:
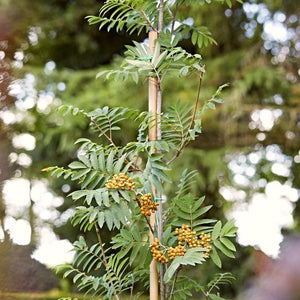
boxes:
[68,161,86,169]
[106,150,115,174]
[164,248,206,283]
[212,221,222,241]
[191,30,198,45]
[214,240,235,258]
[71,168,91,181]
[192,205,212,219]
[130,244,141,265]
[114,153,127,174]
[78,154,91,167]
[210,248,222,268]
[224,226,238,237]
[98,212,105,228]
[220,219,235,236]
[90,152,99,170]
[220,237,236,251]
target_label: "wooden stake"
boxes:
[148,30,159,300]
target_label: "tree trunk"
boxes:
[149,30,159,300]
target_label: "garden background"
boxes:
[0,0,299,299]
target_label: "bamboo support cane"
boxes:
[149,30,159,300]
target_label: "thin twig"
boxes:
[85,113,143,173]
[188,69,204,131]
[157,191,164,300]
[135,196,155,236]
[88,115,117,147]
[167,70,204,165]
[140,9,158,32]
[156,83,162,141]
[94,223,108,265]
[130,280,134,300]
[164,263,170,298]
[94,223,120,300]
[169,265,183,300]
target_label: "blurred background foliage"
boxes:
[0,0,299,298]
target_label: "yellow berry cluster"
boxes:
[167,245,186,260]
[150,227,213,263]
[151,238,168,263]
[199,232,213,256]
[166,225,213,260]
[140,193,159,216]
[175,224,201,248]
[105,173,135,191]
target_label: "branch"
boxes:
[94,223,120,300]
[85,113,143,173]
[188,68,204,132]
[140,9,158,32]
[134,195,155,236]
[167,69,204,165]
[168,265,183,300]
[87,115,117,147]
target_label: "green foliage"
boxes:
[51,99,237,298]
[171,194,216,233]
[207,272,236,294]
[164,248,207,282]
[161,101,195,147]
[97,40,204,83]
[210,220,237,267]
[175,169,199,199]
[47,0,240,299]
[86,0,158,35]
[179,0,243,6]
[171,276,197,300]
[57,237,134,299]
[112,226,152,266]
[2,0,299,298]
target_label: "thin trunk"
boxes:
[158,0,164,31]
[157,84,165,300]
[149,30,159,300]
[149,2,164,298]
[158,1,165,298]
